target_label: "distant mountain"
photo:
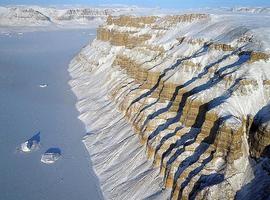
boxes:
[231,7,270,14]
[0,7,52,26]
[0,6,135,27]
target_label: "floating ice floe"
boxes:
[41,148,61,164]
[39,84,48,88]
[20,132,41,153]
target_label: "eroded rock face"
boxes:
[249,105,270,159]
[7,8,50,21]
[70,13,270,199]
[0,6,135,26]
[0,7,52,26]
[56,8,113,20]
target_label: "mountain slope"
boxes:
[70,12,270,200]
[0,6,135,27]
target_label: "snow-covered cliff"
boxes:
[0,6,136,27]
[231,7,270,14]
[0,7,51,26]
[69,12,270,200]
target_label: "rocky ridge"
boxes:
[69,13,270,199]
[0,6,134,27]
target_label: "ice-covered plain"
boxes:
[0,29,103,200]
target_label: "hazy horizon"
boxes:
[0,0,270,9]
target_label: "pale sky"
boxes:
[0,0,270,9]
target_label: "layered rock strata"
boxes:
[69,13,270,200]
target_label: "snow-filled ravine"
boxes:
[0,29,103,200]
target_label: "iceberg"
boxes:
[41,148,61,164]
[20,132,40,153]
[39,84,48,88]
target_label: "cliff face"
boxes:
[0,6,134,27]
[69,13,270,200]
[0,7,52,26]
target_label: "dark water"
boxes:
[0,29,103,200]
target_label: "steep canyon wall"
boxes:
[69,14,270,200]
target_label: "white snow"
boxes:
[69,40,171,199]
[19,132,41,153]
[41,151,61,164]
[39,84,48,88]
[20,140,40,152]
[0,5,162,29]
[68,9,270,199]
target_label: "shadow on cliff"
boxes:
[145,53,249,146]
[132,50,249,199]
[249,104,270,159]
[234,158,270,200]
[116,42,250,199]
[155,78,242,199]
[171,115,232,199]
[113,80,136,102]
[234,105,270,200]
[249,104,270,132]
[137,46,248,132]
[126,41,211,113]
[188,173,225,200]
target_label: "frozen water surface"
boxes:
[0,29,103,200]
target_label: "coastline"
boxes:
[68,40,169,199]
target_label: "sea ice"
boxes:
[41,148,61,164]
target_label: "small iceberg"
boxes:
[39,84,48,88]
[20,132,41,153]
[41,148,61,164]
